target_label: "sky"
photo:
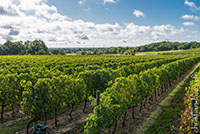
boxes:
[0,0,200,48]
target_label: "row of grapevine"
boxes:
[84,57,200,134]
[23,57,182,121]
[77,57,185,111]
[0,55,185,75]
[0,55,192,127]
[179,70,200,134]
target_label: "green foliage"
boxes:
[135,41,200,52]
[0,54,198,133]
[51,49,65,55]
[123,48,135,55]
[67,47,136,55]
[179,71,200,133]
[0,40,49,55]
[84,57,200,134]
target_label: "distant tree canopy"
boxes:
[78,47,136,55]
[50,49,65,55]
[0,40,136,55]
[2,40,199,55]
[0,40,49,55]
[135,41,200,52]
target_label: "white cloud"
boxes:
[184,0,200,11]
[184,0,195,7]
[18,0,56,12]
[0,0,186,47]
[120,23,150,37]
[186,35,191,38]
[181,14,200,21]
[151,25,184,39]
[133,10,144,18]
[79,0,86,5]
[183,22,195,26]
[0,6,18,16]
[121,39,127,43]
[103,0,117,4]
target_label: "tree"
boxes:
[0,40,49,55]
[135,41,200,52]
[123,48,135,55]
[81,50,87,55]
[51,49,65,55]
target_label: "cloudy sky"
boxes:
[0,0,200,48]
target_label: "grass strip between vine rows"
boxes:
[0,120,28,134]
[136,63,200,134]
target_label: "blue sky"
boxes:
[48,0,188,26]
[0,0,200,47]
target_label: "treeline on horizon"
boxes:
[69,47,136,55]
[58,41,200,54]
[0,40,49,55]
[1,40,200,55]
[0,40,65,55]
[135,41,200,52]
[0,40,136,55]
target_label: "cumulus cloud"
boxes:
[121,39,127,43]
[133,10,144,18]
[0,6,18,16]
[184,0,195,7]
[9,29,19,35]
[183,22,195,26]
[151,24,184,39]
[79,0,86,5]
[79,34,89,40]
[184,0,200,11]
[1,25,13,29]
[120,23,150,37]
[103,0,117,4]
[181,14,200,21]
[0,0,185,47]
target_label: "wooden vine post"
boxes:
[96,90,101,134]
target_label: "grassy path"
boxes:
[137,63,200,134]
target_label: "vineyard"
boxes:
[0,54,199,134]
[180,70,200,133]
